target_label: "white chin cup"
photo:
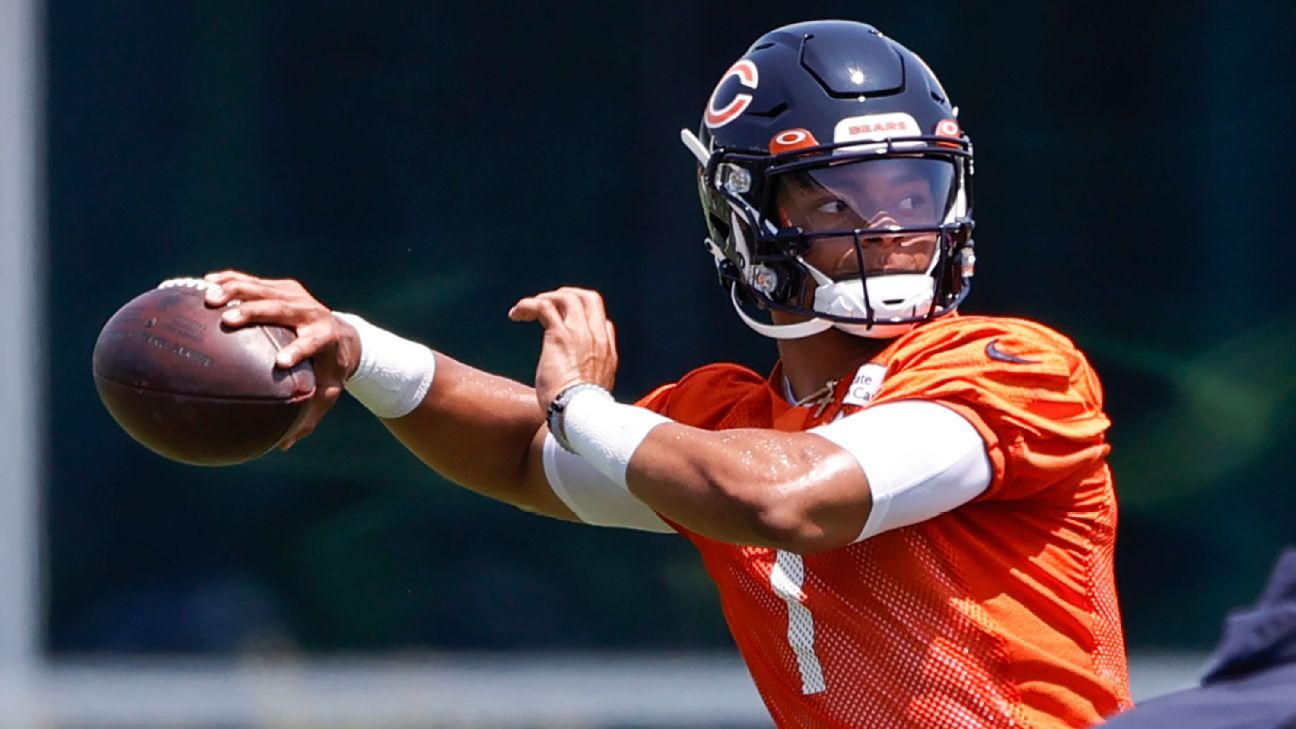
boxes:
[727,263,940,342]
[809,266,935,339]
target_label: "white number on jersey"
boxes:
[770,550,826,694]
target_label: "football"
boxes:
[92,278,316,466]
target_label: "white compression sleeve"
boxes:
[810,400,991,541]
[561,387,671,487]
[333,312,436,419]
[541,433,673,533]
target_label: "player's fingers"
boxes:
[279,317,352,369]
[206,278,288,306]
[281,416,314,450]
[606,320,618,361]
[564,288,608,343]
[205,269,302,286]
[507,297,543,322]
[204,270,269,288]
[561,287,604,312]
[508,296,566,331]
[506,299,535,321]
[282,383,342,449]
[538,289,590,319]
[280,421,313,450]
[276,327,330,368]
[204,271,313,302]
[551,288,591,325]
[220,299,311,328]
[569,289,614,364]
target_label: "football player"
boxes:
[207,20,1133,728]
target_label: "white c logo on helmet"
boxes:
[705,60,759,129]
[935,119,961,138]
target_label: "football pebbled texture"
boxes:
[92,278,316,466]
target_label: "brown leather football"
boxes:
[92,278,316,466]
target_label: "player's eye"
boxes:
[814,199,851,216]
[896,194,926,211]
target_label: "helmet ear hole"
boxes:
[757,260,804,305]
[750,264,781,296]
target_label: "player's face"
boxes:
[774,158,953,277]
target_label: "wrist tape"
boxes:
[333,312,436,419]
[561,387,670,487]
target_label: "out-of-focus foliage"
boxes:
[46,0,1296,654]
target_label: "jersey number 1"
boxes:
[771,550,826,694]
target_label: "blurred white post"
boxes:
[0,0,43,726]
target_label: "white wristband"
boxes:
[563,388,670,487]
[333,312,436,419]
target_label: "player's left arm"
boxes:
[511,288,990,554]
[628,424,874,552]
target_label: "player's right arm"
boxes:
[382,353,578,520]
[202,270,579,522]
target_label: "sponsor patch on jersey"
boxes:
[842,363,888,407]
[833,112,920,144]
[704,60,759,129]
[768,128,819,154]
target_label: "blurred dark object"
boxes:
[1102,547,1296,728]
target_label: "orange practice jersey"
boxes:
[637,316,1132,728]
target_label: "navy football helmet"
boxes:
[682,20,975,339]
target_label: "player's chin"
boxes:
[769,308,815,326]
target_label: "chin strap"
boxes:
[730,261,932,341]
[728,285,834,339]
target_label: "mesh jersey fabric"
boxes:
[636,315,1132,729]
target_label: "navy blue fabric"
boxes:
[1103,548,1296,728]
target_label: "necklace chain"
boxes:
[791,379,839,417]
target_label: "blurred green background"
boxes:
[46,0,1296,656]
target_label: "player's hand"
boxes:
[507,287,618,412]
[203,270,361,449]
